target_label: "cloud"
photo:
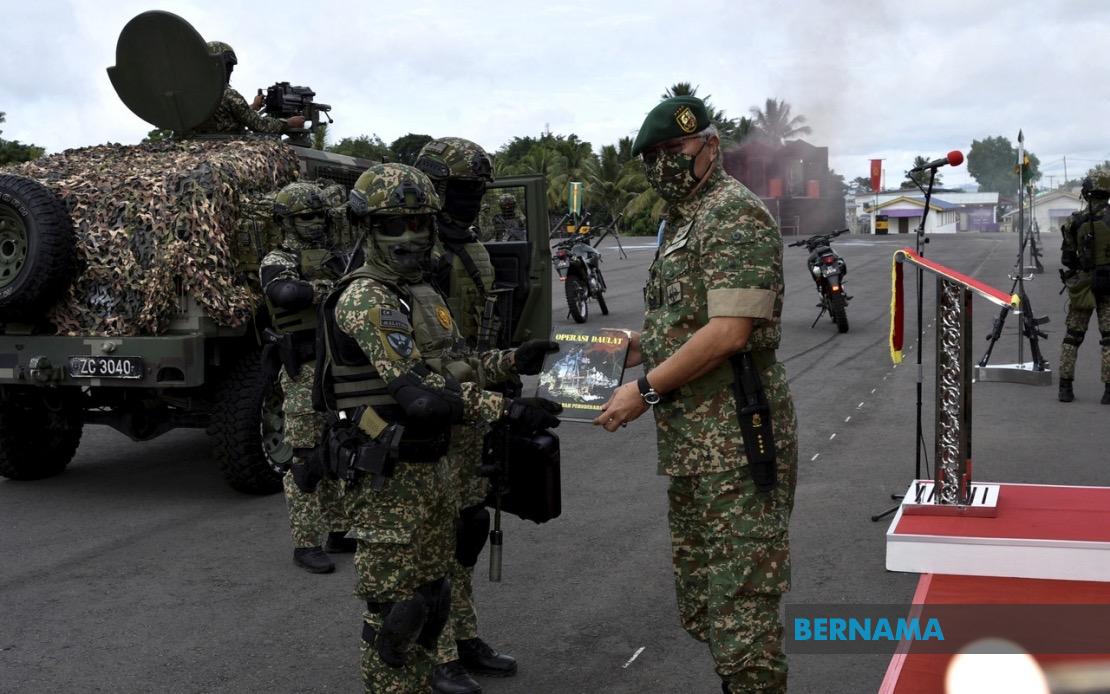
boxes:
[3,0,1110,188]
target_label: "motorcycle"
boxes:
[551,213,610,323]
[788,228,851,333]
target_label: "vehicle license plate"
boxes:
[67,356,145,379]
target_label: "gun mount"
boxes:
[263,82,333,147]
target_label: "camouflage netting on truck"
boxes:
[10,138,299,336]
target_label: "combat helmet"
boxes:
[348,164,441,281]
[498,193,516,213]
[273,181,329,246]
[207,41,237,75]
[414,137,493,183]
[1081,171,1110,200]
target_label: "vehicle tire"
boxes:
[0,387,83,481]
[0,175,77,322]
[832,304,850,333]
[209,350,287,494]
[596,291,609,316]
[565,275,589,323]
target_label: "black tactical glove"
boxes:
[513,340,559,376]
[503,397,563,432]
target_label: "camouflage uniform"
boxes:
[194,42,287,136]
[260,183,348,557]
[635,97,797,693]
[489,195,526,242]
[324,164,514,693]
[1058,196,1110,388]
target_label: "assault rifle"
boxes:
[261,81,333,146]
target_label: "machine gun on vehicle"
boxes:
[261,81,332,146]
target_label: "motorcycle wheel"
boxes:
[832,304,850,333]
[566,275,589,323]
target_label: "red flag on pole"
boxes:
[870,159,882,192]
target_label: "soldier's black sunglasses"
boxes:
[378,216,433,237]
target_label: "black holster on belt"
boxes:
[728,352,777,492]
[262,327,311,379]
[321,412,404,490]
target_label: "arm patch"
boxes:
[368,307,412,331]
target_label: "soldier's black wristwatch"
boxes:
[637,375,661,406]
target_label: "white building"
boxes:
[854,191,1000,235]
[1000,188,1083,235]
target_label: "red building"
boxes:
[723,139,846,238]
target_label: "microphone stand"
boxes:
[871,166,937,522]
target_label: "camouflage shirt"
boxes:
[195,86,287,135]
[333,277,512,425]
[641,164,789,476]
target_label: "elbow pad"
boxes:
[265,279,315,310]
[386,364,464,424]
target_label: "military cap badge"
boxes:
[675,105,698,134]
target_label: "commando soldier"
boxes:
[194,41,304,135]
[260,181,353,573]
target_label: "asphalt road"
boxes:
[2,231,1106,694]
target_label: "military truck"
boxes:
[0,11,551,493]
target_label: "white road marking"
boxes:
[811,453,820,461]
[623,647,646,669]
[829,433,837,440]
[604,244,657,251]
[871,388,877,394]
[844,416,851,423]
[857,402,865,409]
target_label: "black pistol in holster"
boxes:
[322,409,404,490]
[262,327,299,378]
[728,352,777,492]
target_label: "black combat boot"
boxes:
[432,661,481,694]
[1102,383,1110,405]
[324,531,357,553]
[456,637,517,677]
[292,546,334,574]
[1059,378,1074,402]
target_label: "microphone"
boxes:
[908,151,964,173]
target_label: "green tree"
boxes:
[389,133,433,165]
[850,176,874,194]
[900,155,943,189]
[142,128,174,143]
[327,134,391,162]
[0,112,45,165]
[748,98,812,145]
[312,123,328,151]
[967,135,1041,193]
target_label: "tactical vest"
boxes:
[264,248,341,336]
[318,270,479,436]
[1079,214,1110,271]
[438,241,495,342]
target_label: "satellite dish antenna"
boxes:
[107,10,226,132]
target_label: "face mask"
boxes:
[644,138,708,202]
[443,179,486,225]
[291,215,328,246]
[371,217,434,281]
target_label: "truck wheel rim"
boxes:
[260,384,293,471]
[0,208,28,289]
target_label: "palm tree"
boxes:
[748,98,812,145]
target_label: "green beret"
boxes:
[631,96,711,156]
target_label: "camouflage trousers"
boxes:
[436,425,491,664]
[667,439,798,693]
[280,366,346,547]
[1059,294,1110,382]
[348,459,455,693]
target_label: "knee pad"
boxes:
[375,595,429,668]
[415,577,451,650]
[1064,329,1086,347]
[455,504,491,568]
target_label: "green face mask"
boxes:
[644,139,708,202]
[292,216,328,246]
[370,216,434,281]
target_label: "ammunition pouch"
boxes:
[455,504,491,567]
[1064,329,1086,347]
[728,351,777,493]
[482,424,561,524]
[291,447,323,494]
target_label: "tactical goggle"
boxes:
[376,216,433,237]
[641,134,708,164]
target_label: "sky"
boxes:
[3,0,1110,189]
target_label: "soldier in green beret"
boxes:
[595,95,798,693]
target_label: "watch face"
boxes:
[644,391,661,405]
